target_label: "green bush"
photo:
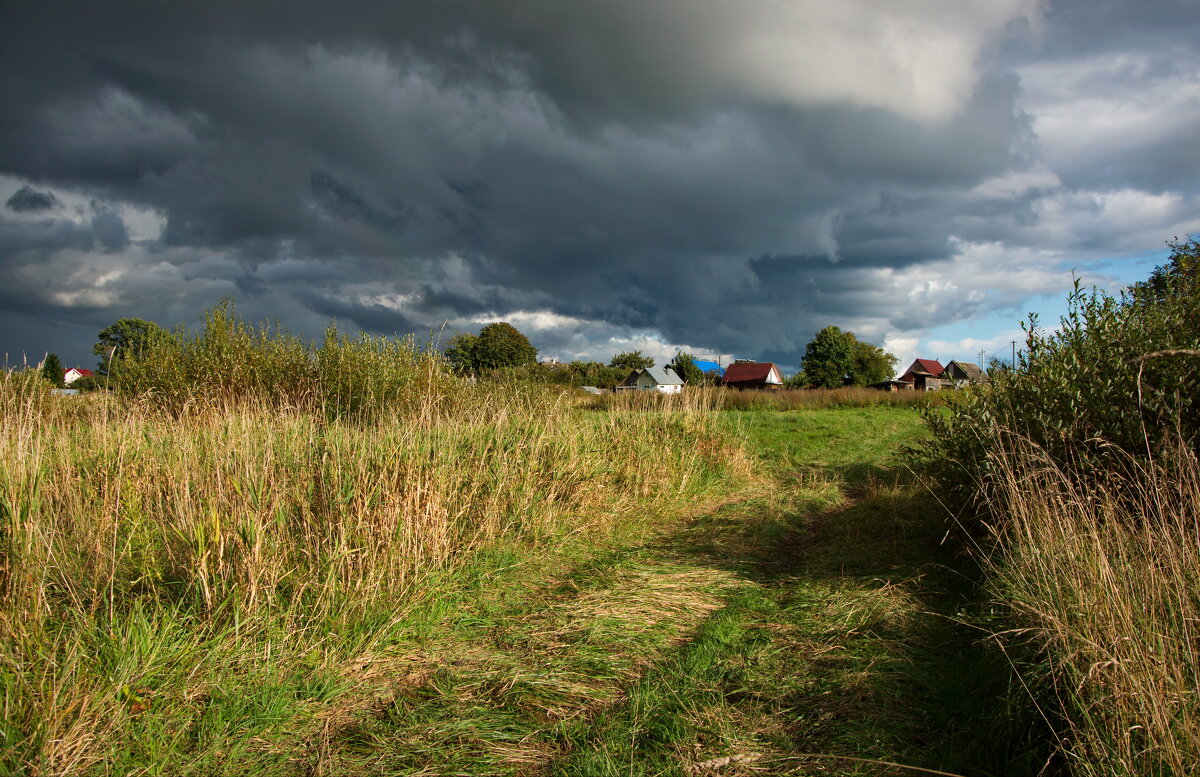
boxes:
[105,298,458,420]
[922,238,1200,512]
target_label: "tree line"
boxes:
[32,311,899,392]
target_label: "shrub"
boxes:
[922,239,1200,511]
[105,299,457,420]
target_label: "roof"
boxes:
[898,358,944,382]
[645,365,683,386]
[63,367,94,377]
[945,360,984,379]
[694,360,723,375]
[722,362,781,384]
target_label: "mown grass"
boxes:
[545,407,1034,777]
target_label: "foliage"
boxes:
[39,352,64,387]
[1129,236,1199,303]
[922,238,1200,508]
[102,298,455,420]
[443,332,479,373]
[444,322,538,374]
[609,350,655,370]
[800,326,896,388]
[919,237,1200,777]
[848,339,898,386]
[668,352,705,385]
[92,317,172,374]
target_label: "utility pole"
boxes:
[1011,340,1017,368]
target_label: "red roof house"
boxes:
[62,367,94,385]
[897,359,947,391]
[897,359,943,382]
[721,362,783,390]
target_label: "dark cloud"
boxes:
[6,185,59,212]
[1,0,1197,371]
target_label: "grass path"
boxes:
[296,408,1023,776]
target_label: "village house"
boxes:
[721,362,783,390]
[942,360,986,386]
[897,358,948,391]
[62,367,94,385]
[615,365,684,394]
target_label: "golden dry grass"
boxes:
[0,373,751,774]
[982,434,1200,776]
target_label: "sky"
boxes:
[2,0,1198,376]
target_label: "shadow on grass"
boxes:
[550,461,1055,777]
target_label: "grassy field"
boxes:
[3,379,1045,776]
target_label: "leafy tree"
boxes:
[668,352,704,385]
[609,350,655,370]
[1131,237,1199,304]
[800,326,897,387]
[848,340,898,386]
[40,353,65,387]
[476,322,538,370]
[444,322,538,373]
[443,332,479,373]
[801,326,855,388]
[93,317,171,373]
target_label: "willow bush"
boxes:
[923,239,1200,510]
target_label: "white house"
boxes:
[615,366,684,394]
[62,367,94,385]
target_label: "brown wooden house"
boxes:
[721,362,784,390]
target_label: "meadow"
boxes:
[5,244,1199,777]
[5,369,978,775]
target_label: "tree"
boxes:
[93,317,171,373]
[444,322,538,373]
[801,326,855,388]
[800,326,897,388]
[40,353,65,387]
[443,332,479,373]
[668,352,704,385]
[848,340,898,386]
[1131,237,1200,305]
[609,350,654,370]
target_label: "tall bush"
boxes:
[105,299,456,419]
[923,238,1200,509]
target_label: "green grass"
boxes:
[5,394,1041,776]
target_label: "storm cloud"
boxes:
[1,0,1198,371]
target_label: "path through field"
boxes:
[310,409,1022,776]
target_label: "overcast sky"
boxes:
[2,0,1197,374]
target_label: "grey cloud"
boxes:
[6,185,59,212]
[1,0,1195,371]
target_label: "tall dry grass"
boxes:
[585,385,928,412]
[0,370,749,774]
[982,433,1200,776]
